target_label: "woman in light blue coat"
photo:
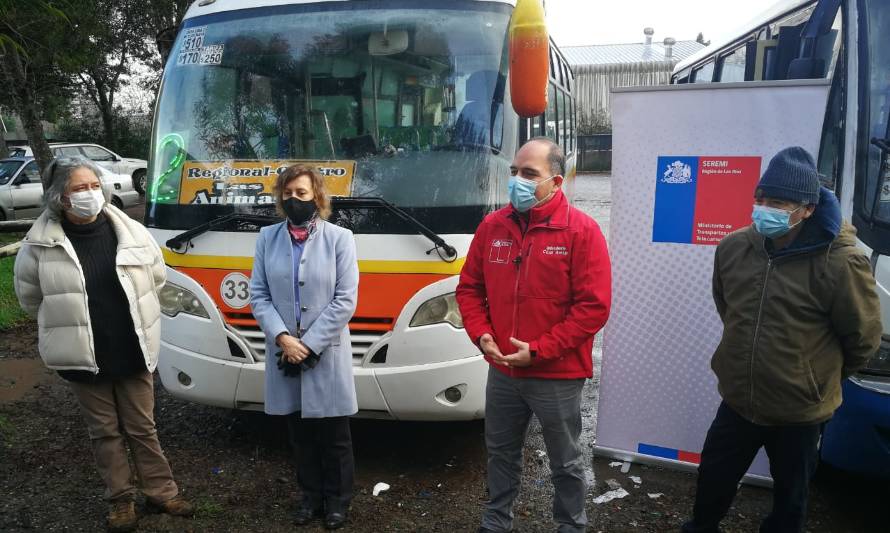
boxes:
[250,164,359,530]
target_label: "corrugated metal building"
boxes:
[562,30,704,126]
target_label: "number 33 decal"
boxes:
[220,272,251,309]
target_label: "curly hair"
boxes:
[273,164,332,220]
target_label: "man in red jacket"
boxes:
[456,137,612,533]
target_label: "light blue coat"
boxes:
[250,220,359,418]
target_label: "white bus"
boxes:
[145,0,576,420]
[672,0,890,476]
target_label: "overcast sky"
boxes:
[545,0,781,47]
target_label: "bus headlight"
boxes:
[159,282,210,319]
[409,292,463,329]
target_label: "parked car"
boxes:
[9,143,148,194]
[0,157,139,221]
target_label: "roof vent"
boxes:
[644,27,654,46]
[663,37,676,58]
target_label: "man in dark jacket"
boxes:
[456,137,611,533]
[682,146,882,533]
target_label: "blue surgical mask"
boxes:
[508,175,555,212]
[751,204,802,238]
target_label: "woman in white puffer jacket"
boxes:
[14,157,193,532]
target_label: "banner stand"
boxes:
[596,80,832,485]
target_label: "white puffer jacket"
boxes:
[14,205,166,373]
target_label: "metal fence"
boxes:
[577,134,612,172]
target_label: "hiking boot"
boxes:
[106,500,137,532]
[149,495,195,517]
[293,503,324,526]
[324,509,348,530]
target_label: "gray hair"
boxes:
[527,136,567,176]
[42,156,111,219]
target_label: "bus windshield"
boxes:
[146,1,514,234]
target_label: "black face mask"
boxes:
[283,197,317,225]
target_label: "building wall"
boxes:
[573,61,677,127]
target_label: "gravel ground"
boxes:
[1,177,887,532]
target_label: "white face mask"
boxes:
[67,189,105,218]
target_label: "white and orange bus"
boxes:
[145,0,577,420]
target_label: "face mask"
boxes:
[751,204,802,238]
[283,197,317,226]
[508,175,555,213]
[67,189,105,218]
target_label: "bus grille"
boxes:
[224,313,393,365]
[228,322,267,362]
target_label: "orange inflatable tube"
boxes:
[509,0,549,118]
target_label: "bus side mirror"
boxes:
[509,0,549,118]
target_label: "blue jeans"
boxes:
[481,366,587,533]
[682,402,823,533]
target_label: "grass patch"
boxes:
[0,232,22,246]
[194,499,224,518]
[0,234,28,330]
[0,414,14,445]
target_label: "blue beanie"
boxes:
[757,146,821,205]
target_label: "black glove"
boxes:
[274,350,302,377]
[300,348,321,370]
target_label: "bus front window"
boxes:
[147,1,514,234]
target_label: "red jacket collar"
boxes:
[497,188,570,229]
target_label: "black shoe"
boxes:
[324,510,348,530]
[477,528,513,533]
[293,505,323,526]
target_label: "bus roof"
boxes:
[673,0,815,74]
[183,0,518,21]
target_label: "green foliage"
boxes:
[577,109,612,135]
[195,499,224,518]
[0,413,14,446]
[2,0,190,156]
[56,111,152,160]
[0,254,27,331]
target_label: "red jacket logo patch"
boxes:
[488,239,513,264]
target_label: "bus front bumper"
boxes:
[157,341,487,421]
[820,377,890,477]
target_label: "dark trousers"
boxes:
[482,367,588,533]
[682,402,822,533]
[287,414,355,512]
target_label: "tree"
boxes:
[72,0,190,147]
[0,0,78,176]
[73,1,149,148]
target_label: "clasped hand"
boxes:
[479,333,532,368]
[277,334,310,364]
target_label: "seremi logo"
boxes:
[653,156,761,245]
[488,239,513,264]
[662,160,693,184]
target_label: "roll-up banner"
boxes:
[597,80,831,483]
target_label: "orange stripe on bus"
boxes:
[176,267,448,332]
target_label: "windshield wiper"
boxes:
[333,197,458,260]
[166,212,280,251]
